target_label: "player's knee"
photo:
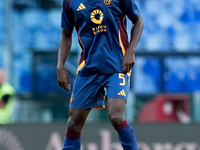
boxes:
[67,119,82,133]
[109,114,124,127]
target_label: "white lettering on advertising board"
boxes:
[0,129,24,150]
[45,130,200,150]
[0,128,199,150]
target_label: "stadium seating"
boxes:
[0,1,5,68]
[0,0,200,93]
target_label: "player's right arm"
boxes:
[57,0,75,92]
[57,29,73,92]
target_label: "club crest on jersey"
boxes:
[104,0,113,5]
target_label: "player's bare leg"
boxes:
[107,98,138,150]
[107,98,126,126]
[67,108,91,132]
[62,108,91,150]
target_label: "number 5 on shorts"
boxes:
[119,73,125,86]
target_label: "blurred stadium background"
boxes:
[0,0,200,149]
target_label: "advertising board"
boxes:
[0,123,199,150]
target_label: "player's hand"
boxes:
[122,50,135,73]
[57,67,71,92]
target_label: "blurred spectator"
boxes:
[0,69,15,124]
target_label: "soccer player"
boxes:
[57,0,144,149]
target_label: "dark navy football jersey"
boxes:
[61,0,140,75]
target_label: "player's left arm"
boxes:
[122,14,144,73]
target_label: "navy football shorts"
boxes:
[69,73,131,109]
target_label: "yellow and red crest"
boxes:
[104,0,113,5]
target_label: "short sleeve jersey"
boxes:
[61,0,140,75]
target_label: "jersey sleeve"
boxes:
[61,0,75,30]
[121,0,140,21]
